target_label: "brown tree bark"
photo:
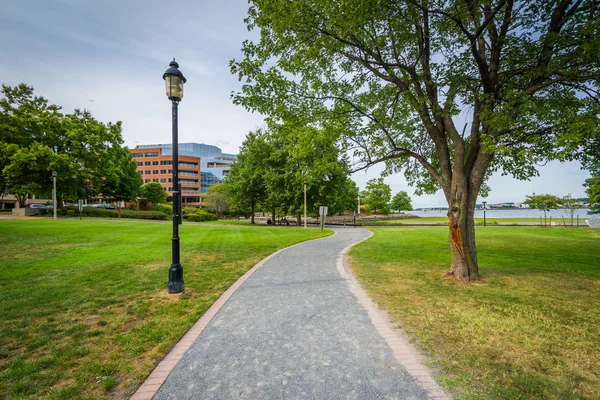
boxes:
[250,199,255,224]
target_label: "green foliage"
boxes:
[524,194,561,212]
[524,194,561,224]
[231,1,599,193]
[224,126,358,221]
[183,210,218,222]
[0,84,142,205]
[585,176,600,214]
[363,178,391,214]
[155,203,173,215]
[42,207,168,220]
[140,182,167,208]
[231,0,600,273]
[204,184,230,217]
[390,191,413,211]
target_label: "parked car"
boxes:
[28,204,48,209]
[92,204,115,209]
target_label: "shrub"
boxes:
[182,206,199,215]
[127,203,139,211]
[155,203,173,215]
[184,210,217,222]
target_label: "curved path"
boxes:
[134,228,449,399]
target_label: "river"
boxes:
[410,208,597,219]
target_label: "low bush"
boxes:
[155,203,173,215]
[182,206,200,215]
[184,210,217,222]
[39,206,168,220]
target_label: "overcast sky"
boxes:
[0,0,591,207]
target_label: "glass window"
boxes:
[145,161,151,166]
[136,162,143,166]
[145,152,158,157]
[160,169,167,174]
[160,178,166,183]
[132,153,143,158]
[152,161,159,165]
[152,170,159,175]
[153,179,159,182]
[145,179,150,183]
[144,170,151,175]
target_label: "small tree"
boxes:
[141,182,167,209]
[204,184,230,218]
[561,194,581,226]
[363,178,391,215]
[390,191,413,212]
[524,194,561,226]
[585,177,600,215]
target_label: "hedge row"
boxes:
[38,207,168,220]
[183,210,218,222]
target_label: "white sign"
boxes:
[78,199,84,211]
[319,206,328,217]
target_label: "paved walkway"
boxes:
[135,228,449,399]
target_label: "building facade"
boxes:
[131,146,202,206]
[136,143,237,193]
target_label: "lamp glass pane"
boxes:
[165,75,184,99]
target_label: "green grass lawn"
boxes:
[0,220,329,399]
[350,226,600,399]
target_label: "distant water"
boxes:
[410,208,596,219]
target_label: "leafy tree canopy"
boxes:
[0,84,142,206]
[391,191,413,211]
[224,125,358,223]
[231,0,600,282]
[585,177,600,214]
[204,184,230,218]
[363,178,392,214]
[524,194,561,223]
[140,182,167,208]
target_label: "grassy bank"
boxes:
[0,220,329,399]
[350,226,600,399]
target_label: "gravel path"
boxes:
[153,228,433,399]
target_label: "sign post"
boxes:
[78,199,83,220]
[319,206,328,232]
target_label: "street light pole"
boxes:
[163,58,186,294]
[482,201,487,227]
[52,171,57,220]
[304,180,307,229]
[357,194,360,215]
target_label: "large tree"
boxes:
[224,125,358,224]
[363,178,392,214]
[223,131,270,223]
[0,84,141,205]
[585,176,600,214]
[204,184,230,218]
[391,191,413,211]
[231,0,600,282]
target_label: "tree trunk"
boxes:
[296,213,301,226]
[446,175,480,283]
[250,199,255,224]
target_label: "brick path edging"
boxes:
[130,232,337,400]
[336,231,452,400]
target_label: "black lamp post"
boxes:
[482,201,487,227]
[163,58,186,294]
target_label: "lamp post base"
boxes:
[167,263,184,293]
